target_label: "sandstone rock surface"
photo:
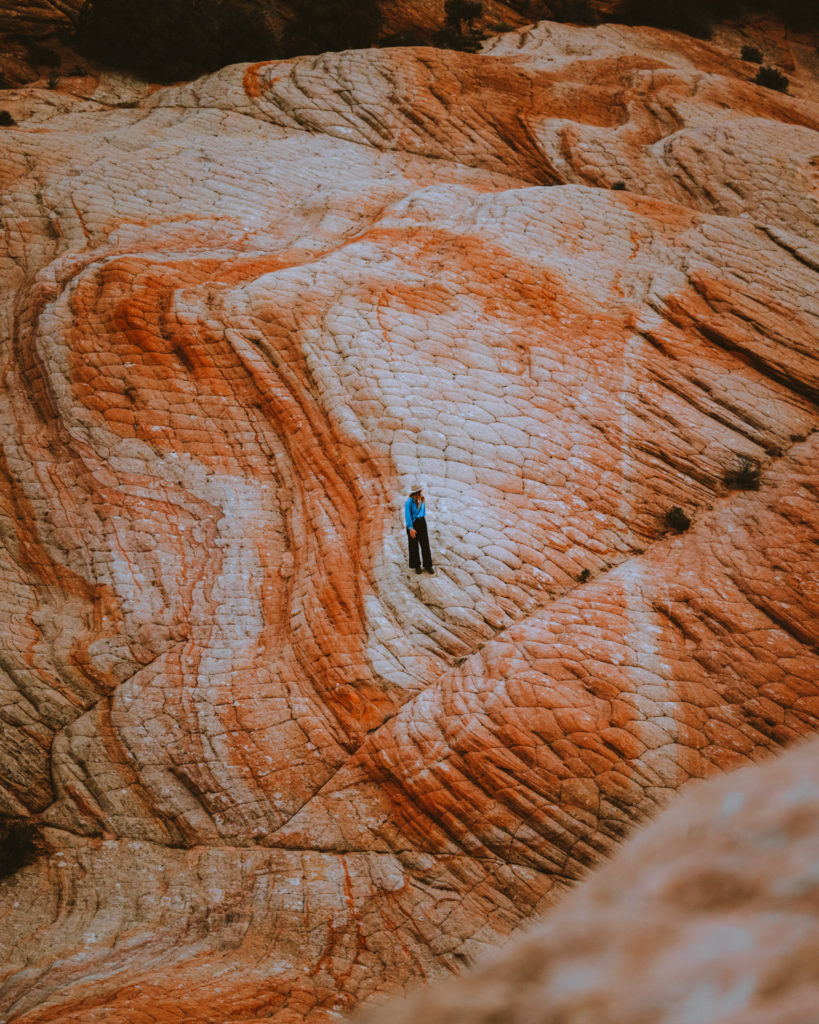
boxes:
[357,733,819,1024]
[1,18,818,1024]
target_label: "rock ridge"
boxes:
[1,17,818,1024]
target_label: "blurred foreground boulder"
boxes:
[357,734,819,1024]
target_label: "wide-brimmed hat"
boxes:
[409,482,424,494]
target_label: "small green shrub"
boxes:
[755,65,789,92]
[664,506,691,532]
[723,454,760,491]
[0,821,46,878]
[741,44,762,62]
[432,0,484,49]
[578,568,591,582]
[611,180,627,190]
[0,110,15,126]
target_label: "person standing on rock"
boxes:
[405,484,434,575]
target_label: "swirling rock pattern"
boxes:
[356,732,819,1024]
[1,20,818,1024]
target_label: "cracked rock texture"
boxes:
[356,733,819,1024]
[1,18,819,1024]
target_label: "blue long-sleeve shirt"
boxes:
[404,496,426,529]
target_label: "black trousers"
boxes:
[407,516,433,571]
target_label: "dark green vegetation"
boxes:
[755,64,789,90]
[741,43,763,60]
[0,820,46,879]
[0,110,15,125]
[724,455,761,491]
[432,0,485,51]
[664,506,692,532]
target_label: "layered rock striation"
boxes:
[0,19,818,1023]
[357,732,819,1024]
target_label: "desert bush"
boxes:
[0,110,15,126]
[723,454,761,490]
[664,506,691,532]
[76,0,281,82]
[0,820,46,878]
[433,0,485,50]
[755,65,789,91]
[741,44,763,61]
[611,180,627,189]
